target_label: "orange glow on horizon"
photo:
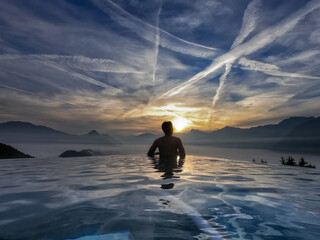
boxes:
[172,117,192,132]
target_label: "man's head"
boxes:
[162,121,173,136]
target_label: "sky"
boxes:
[0,0,320,135]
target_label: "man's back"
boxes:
[148,135,185,160]
[147,121,186,176]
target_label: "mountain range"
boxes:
[182,117,320,153]
[0,117,319,153]
[0,121,116,144]
[124,117,320,153]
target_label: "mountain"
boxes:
[190,117,320,153]
[274,117,320,153]
[182,116,316,139]
[82,130,100,136]
[245,117,316,138]
[80,130,116,144]
[136,133,159,141]
[1,117,319,153]
[129,116,320,153]
[0,121,116,145]
[194,117,316,140]
[0,143,34,159]
[287,117,320,137]
[117,133,160,144]
[0,121,67,136]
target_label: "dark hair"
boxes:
[162,121,173,135]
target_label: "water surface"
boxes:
[0,155,319,240]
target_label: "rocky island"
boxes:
[59,149,102,158]
[0,143,34,159]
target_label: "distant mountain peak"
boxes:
[189,129,203,133]
[221,126,237,130]
[86,130,100,136]
[0,121,67,135]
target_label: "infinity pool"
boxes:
[0,155,319,239]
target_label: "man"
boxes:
[147,121,186,176]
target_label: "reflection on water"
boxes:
[0,154,319,240]
[149,156,185,189]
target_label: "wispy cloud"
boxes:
[231,0,261,49]
[212,63,233,107]
[157,0,320,99]
[92,0,220,58]
[238,57,320,79]
[152,0,162,85]
[0,84,79,107]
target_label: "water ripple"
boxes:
[0,154,319,240]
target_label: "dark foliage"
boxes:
[280,156,316,168]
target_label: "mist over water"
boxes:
[10,143,320,165]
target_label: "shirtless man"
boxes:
[147,121,186,175]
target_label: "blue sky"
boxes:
[0,0,320,134]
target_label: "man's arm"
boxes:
[177,138,186,159]
[147,139,158,157]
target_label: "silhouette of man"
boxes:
[147,121,186,176]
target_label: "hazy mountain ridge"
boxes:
[0,121,116,145]
[181,117,320,153]
[0,117,319,153]
[127,116,320,153]
[182,117,317,140]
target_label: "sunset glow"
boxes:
[172,117,191,132]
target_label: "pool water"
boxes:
[0,155,319,240]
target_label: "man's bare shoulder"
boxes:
[172,136,183,142]
[154,136,163,141]
[154,136,180,141]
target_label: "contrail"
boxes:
[231,0,261,49]
[39,57,128,94]
[43,54,143,74]
[0,54,128,94]
[92,0,219,58]
[212,63,232,107]
[156,0,320,101]
[211,0,261,108]
[0,84,79,107]
[239,57,320,79]
[157,55,236,99]
[206,63,232,125]
[0,54,143,74]
[152,0,162,85]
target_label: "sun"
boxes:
[172,117,191,132]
